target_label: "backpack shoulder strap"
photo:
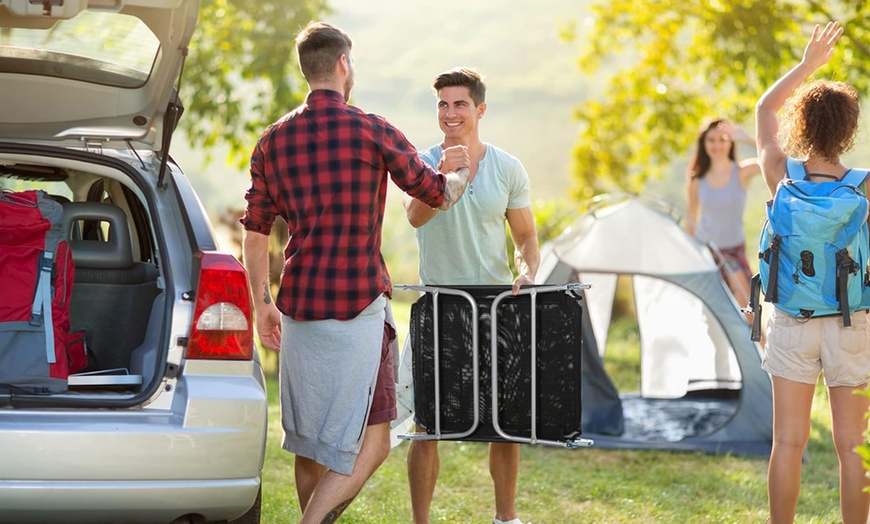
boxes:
[785,157,808,181]
[842,168,870,189]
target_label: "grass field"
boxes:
[254,300,853,523]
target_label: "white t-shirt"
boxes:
[415,143,531,285]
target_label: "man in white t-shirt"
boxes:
[402,66,539,524]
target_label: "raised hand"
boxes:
[438,144,470,174]
[802,21,844,70]
[718,120,752,145]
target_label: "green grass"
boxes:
[602,316,642,394]
[256,300,850,523]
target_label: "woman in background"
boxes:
[685,118,761,307]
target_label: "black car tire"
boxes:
[225,486,261,524]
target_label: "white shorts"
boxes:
[762,307,870,387]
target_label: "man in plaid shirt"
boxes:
[241,21,470,524]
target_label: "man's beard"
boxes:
[343,74,354,101]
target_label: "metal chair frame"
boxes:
[397,283,593,449]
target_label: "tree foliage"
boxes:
[180,0,330,164]
[565,1,870,197]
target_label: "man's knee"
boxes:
[489,442,520,458]
[374,440,391,466]
[409,439,439,459]
[362,422,392,467]
[296,455,323,472]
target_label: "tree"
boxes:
[563,1,870,197]
[566,0,870,494]
[180,0,330,164]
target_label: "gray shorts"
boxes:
[279,295,388,475]
[762,307,870,387]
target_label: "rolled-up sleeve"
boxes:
[240,142,278,235]
[380,121,446,208]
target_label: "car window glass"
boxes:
[0,11,159,88]
[0,176,72,201]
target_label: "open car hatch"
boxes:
[0,0,199,150]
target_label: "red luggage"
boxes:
[0,190,85,393]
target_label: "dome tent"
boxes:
[537,194,772,455]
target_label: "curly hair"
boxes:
[780,80,859,162]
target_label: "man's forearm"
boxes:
[403,192,440,228]
[515,242,540,280]
[438,168,470,211]
[241,230,273,312]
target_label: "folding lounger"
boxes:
[397,283,593,449]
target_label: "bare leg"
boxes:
[767,376,815,524]
[489,442,519,522]
[828,384,870,524]
[299,422,392,524]
[295,456,327,512]
[407,428,439,524]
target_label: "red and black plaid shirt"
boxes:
[241,90,447,320]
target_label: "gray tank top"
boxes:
[696,163,746,249]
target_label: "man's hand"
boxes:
[512,273,535,295]
[255,302,283,352]
[242,230,283,352]
[438,145,470,173]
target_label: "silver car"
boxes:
[0,1,267,522]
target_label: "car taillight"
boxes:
[187,251,253,360]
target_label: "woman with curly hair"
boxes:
[684,118,760,308]
[756,21,870,524]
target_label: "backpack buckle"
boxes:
[745,274,763,342]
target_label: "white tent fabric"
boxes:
[551,198,716,275]
[634,275,740,399]
[537,196,772,455]
[578,272,616,354]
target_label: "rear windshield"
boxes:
[0,11,159,88]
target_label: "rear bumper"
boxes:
[0,367,268,523]
[0,478,259,524]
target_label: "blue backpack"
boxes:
[757,157,870,327]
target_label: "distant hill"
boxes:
[177,0,870,211]
[174,1,870,285]
[173,1,596,244]
[323,0,597,201]
[318,0,602,284]
[173,0,601,280]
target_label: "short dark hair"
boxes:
[295,21,352,84]
[432,67,486,106]
[781,80,859,163]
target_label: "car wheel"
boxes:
[225,486,261,524]
[170,516,204,524]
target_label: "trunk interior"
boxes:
[1,154,169,400]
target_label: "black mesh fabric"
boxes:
[411,285,583,443]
